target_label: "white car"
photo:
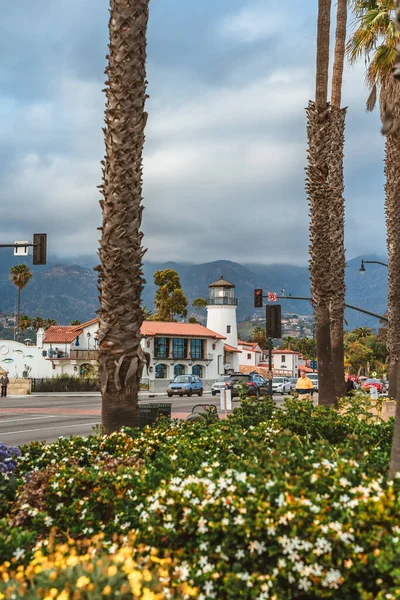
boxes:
[272,377,291,395]
[211,375,231,396]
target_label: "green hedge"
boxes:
[0,397,399,599]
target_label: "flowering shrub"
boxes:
[0,442,21,518]
[0,399,399,598]
[0,533,198,599]
[0,442,21,474]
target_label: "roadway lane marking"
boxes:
[0,423,100,435]
[0,415,64,424]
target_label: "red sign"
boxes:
[268,292,277,302]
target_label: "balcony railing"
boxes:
[70,350,99,360]
[207,297,238,306]
[154,353,213,362]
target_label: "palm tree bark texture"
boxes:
[307,101,337,408]
[386,119,400,478]
[329,0,348,400]
[388,0,400,480]
[307,0,337,407]
[96,0,150,434]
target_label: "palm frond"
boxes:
[366,83,377,110]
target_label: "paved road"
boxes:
[0,392,306,446]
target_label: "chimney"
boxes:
[36,327,45,349]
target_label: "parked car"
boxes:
[289,377,298,393]
[271,377,291,395]
[362,378,384,394]
[225,373,269,399]
[211,375,231,396]
[167,375,203,397]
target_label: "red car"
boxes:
[362,379,384,393]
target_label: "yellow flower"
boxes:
[43,589,59,600]
[128,570,142,596]
[56,592,69,600]
[76,576,91,589]
[141,589,156,600]
[103,585,112,596]
[107,565,118,577]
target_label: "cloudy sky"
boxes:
[0,0,387,265]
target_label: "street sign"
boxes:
[268,292,277,302]
[310,360,318,370]
[14,241,28,257]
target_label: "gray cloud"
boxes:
[0,0,389,264]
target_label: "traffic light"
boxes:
[33,233,47,265]
[266,305,282,339]
[254,288,263,308]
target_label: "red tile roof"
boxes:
[44,319,226,344]
[73,318,98,330]
[141,321,225,339]
[224,344,241,353]
[44,326,83,344]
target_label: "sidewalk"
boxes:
[9,391,212,399]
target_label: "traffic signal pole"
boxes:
[268,337,273,397]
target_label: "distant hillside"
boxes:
[0,253,388,330]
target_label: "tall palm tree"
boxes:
[10,264,32,342]
[329,0,348,400]
[347,1,400,402]
[307,0,337,406]
[96,0,150,434]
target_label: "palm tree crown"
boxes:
[348,1,399,109]
[10,264,32,291]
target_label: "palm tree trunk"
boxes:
[329,0,348,400]
[16,288,21,343]
[307,0,336,407]
[328,108,346,401]
[307,101,337,407]
[315,0,332,106]
[331,0,347,108]
[386,128,400,478]
[97,0,150,434]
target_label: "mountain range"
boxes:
[0,253,388,331]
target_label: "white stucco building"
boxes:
[271,350,299,376]
[238,340,264,367]
[0,337,53,379]
[0,276,249,389]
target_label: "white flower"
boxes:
[298,577,311,591]
[234,515,245,525]
[322,568,342,589]
[198,517,208,534]
[13,548,25,560]
[236,549,245,559]
[44,516,53,527]
[275,493,286,507]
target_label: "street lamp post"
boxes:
[359,259,388,274]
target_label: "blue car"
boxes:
[167,375,203,397]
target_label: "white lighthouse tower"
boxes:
[206,275,239,372]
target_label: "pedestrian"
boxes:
[295,370,314,400]
[344,372,355,397]
[0,373,9,398]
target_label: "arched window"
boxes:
[192,365,203,378]
[174,364,185,377]
[155,364,167,379]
